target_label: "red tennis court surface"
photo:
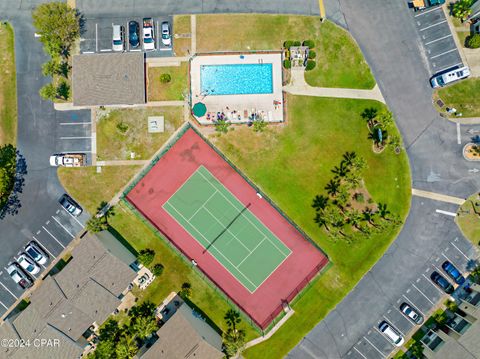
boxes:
[126,127,329,329]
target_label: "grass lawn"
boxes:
[96,107,184,160]
[57,166,142,214]
[456,31,469,47]
[147,63,188,101]
[108,201,259,341]
[456,193,480,247]
[433,78,480,117]
[0,22,17,146]
[196,15,375,89]
[210,95,411,358]
[173,15,191,56]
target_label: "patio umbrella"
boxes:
[192,102,207,117]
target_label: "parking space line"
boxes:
[100,49,111,52]
[52,216,75,239]
[451,241,469,260]
[33,236,56,260]
[421,273,444,294]
[353,347,367,359]
[433,264,444,275]
[415,6,441,17]
[59,122,92,126]
[156,20,160,50]
[457,122,461,145]
[363,336,386,358]
[425,34,452,45]
[420,19,447,32]
[430,48,457,59]
[60,136,92,140]
[382,315,405,337]
[61,206,84,227]
[436,209,457,217]
[59,150,92,153]
[435,62,463,74]
[0,299,8,310]
[42,226,66,249]
[441,252,457,267]
[0,280,18,299]
[95,23,98,52]
[412,283,435,305]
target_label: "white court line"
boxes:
[425,33,452,45]
[420,19,447,32]
[60,136,92,140]
[451,242,469,260]
[415,6,441,16]
[236,237,267,267]
[412,283,435,305]
[0,280,18,299]
[0,299,8,310]
[457,122,461,145]
[353,347,367,359]
[60,206,84,227]
[188,189,218,220]
[59,122,92,126]
[33,236,56,260]
[52,216,75,238]
[42,226,66,249]
[436,209,457,217]
[430,48,457,59]
[364,335,386,358]
[422,273,444,294]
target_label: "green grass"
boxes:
[456,193,480,247]
[196,15,375,89]
[0,22,17,146]
[96,107,184,160]
[110,201,259,340]
[57,166,142,213]
[147,63,188,101]
[434,78,480,117]
[210,95,411,358]
[173,15,191,56]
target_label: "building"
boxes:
[72,52,146,106]
[0,234,137,359]
[139,303,224,359]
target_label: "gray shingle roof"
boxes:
[72,53,145,106]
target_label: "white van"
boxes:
[379,321,404,347]
[430,65,470,88]
[112,24,124,52]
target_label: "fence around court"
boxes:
[121,122,331,332]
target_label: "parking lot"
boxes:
[80,16,173,57]
[54,109,92,164]
[0,204,87,316]
[412,6,463,75]
[344,236,477,359]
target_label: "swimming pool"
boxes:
[200,63,273,95]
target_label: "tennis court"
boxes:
[163,166,291,293]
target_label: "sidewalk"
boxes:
[54,100,185,111]
[146,56,189,67]
[283,67,386,103]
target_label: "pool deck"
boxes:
[190,53,284,125]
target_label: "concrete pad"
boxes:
[148,116,165,133]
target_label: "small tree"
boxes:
[56,80,70,100]
[90,339,116,359]
[128,301,156,322]
[305,60,316,71]
[223,310,245,358]
[160,73,171,83]
[283,59,291,69]
[115,334,137,359]
[152,263,164,276]
[303,40,315,48]
[137,249,155,267]
[252,119,267,132]
[283,40,294,48]
[308,50,316,59]
[409,341,424,359]
[39,83,57,100]
[452,0,473,21]
[180,282,192,298]
[361,107,378,127]
[467,33,480,49]
[215,119,231,134]
[86,216,108,233]
[41,58,61,77]
[131,315,158,340]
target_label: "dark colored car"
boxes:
[128,21,140,48]
[60,194,82,216]
[431,271,454,294]
[442,261,465,285]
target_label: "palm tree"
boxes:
[223,327,246,358]
[378,110,394,128]
[452,0,473,21]
[362,207,377,227]
[132,315,158,340]
[361,107,378,127]
[97,201,116,225]
[312,195,329,212]
[347,210,362,230]
[342,151,357,167]
[377,203,391,220]
[314,212,330,231]
[352,156,367,173]
[331,161,350,178]
[345,171,361,189]
[116,335,138,359]
[325,179,341,197]
[224,309,242,332]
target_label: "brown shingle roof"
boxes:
[72,53,145,106]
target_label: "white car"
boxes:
[60,194,82,217]
[112,24,125,52]
[25,241,48,265]
[17,254,40,275]
[379,321,404,347]
[161,21,171,46]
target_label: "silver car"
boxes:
[161,21,171,46]
[6,263,33,289]
[60,194,82,216]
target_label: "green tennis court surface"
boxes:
[163,166,291,292]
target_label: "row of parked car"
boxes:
[112,18,171,52]
[7,241,49,289]
[379,260,466,347]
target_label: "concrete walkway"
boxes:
[244,308,295,349]
[146,56,189,66]
[96,160,149,166]
[54,100,185,111]
[283,67,386,103]
[444,116,480,125]
[412,188,465,205]
[191,15,197,54]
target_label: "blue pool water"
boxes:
[200,63,273,95]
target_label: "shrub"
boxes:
[152,263,164,276]
[466,34,480,49]
[308,50,316,59]
[137,249,155,267]
[180,282,192,298]
[160,73,171,83]
[215,119,231,134]
[283,40,294,48]
[305,60,316,71]
[293,40,301,46]
[252,119,267,133]
[283,59,291,69]
[56,80,70,100]
[303,40,315,48]
[354,193,365,203]
[39,83,57,100]
[116,121,129,134]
